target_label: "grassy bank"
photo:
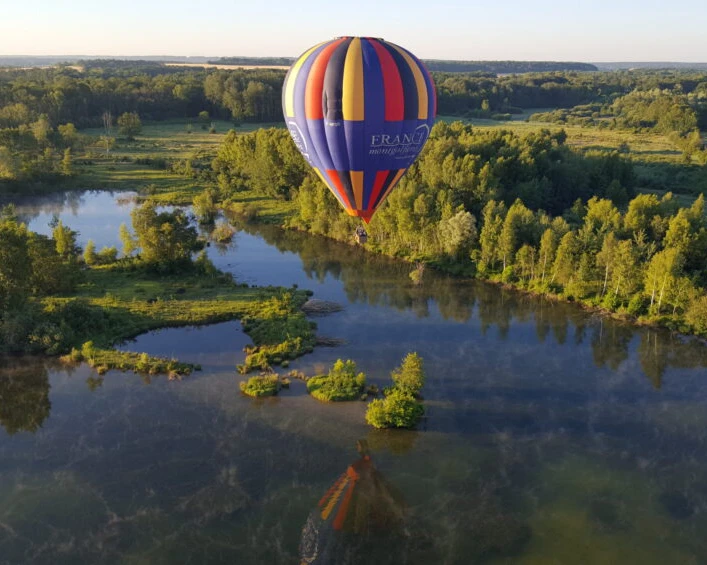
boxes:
[47,260,315,375]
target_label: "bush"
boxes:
[626,293,649,316]
[240,374,280,397]
[685,295,707,335]
[97,246,118,264]
[366,389,424,429]
[306,359,366,401]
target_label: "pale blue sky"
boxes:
[1,0,705,61]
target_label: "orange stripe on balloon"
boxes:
[320,476,349,521]
[325,169,353,210]
[305,38,347,120]
[284,41,326,118]
[350,170,364,209]
[332,479,357,531]
[318,472,347,508]
[369,40,404,121]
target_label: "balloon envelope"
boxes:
[282,37,437,223]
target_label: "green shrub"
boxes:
[366,389,424,429]
[240,374,280,397]
[306,359,366,401]
[97,246,118,264]
[685,295,707,335]
[626,293,649,316]
[391,352,425,397]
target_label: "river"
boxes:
[2,190,707,564]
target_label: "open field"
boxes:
[164,62,290,70]
[78,119,284,201]
[439,113,683,162]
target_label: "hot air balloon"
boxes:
[282,37,436,226]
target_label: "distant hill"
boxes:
[422,60,597,73]
[6,55,707,74]
[207,57,296,67]
[0,55,212,67]
[594,62,707,71]
[209,57,598,73]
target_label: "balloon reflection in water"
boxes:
[299,440,408,564]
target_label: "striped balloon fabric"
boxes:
[282,37,437,223]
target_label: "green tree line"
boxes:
[212,122,707,337]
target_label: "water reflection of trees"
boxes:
[0,358,51,435]
[10,190,136,227]
[244,224,707,386]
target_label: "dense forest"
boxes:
[2,63,706,186]
[212,123,707,337]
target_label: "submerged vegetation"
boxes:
[62,342,197,378]
[366,353,427,429]
[239,373,281,397]
[306,359,366,402]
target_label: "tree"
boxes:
[131,202,200,268]
[498,199,536,271]
[84,239,97,265]
[685,295,707,335]
[193,188,218,224]
[477,200,506,273]
[438,210,477,258]
[119,223,136,257]
[663,209,694,255]
[30,114,51,146]
[515,244,536,283]
[366,388,424,429]
[52,220,79,260]
[0,147,18,180]
[610,239,640,301]
[61,148,73,176]
[0,218,31,311]
[391,353,426,396]
[644,247,683,313]
[57,123,78,148]
[117,111,142,140]
[551,231,579,287]
[537,228,557,286]
[99,135,115,154]
[595,232,619,296]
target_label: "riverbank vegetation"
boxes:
[213,121,707,339]
[0,202,315,374]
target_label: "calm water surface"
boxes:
[2,191,707,564]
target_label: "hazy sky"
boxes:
[1,0,705,61]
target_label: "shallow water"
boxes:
[2,191,707,564]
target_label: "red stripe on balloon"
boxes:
[325,169,353,209]
[305,38,347,120]
[369,40,404,121]
[367,170,389,213]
